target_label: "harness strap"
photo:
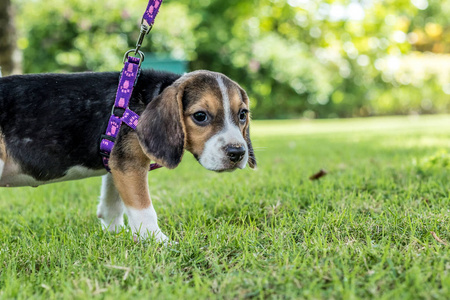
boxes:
[143,0,163,26]
[100,0,164,172]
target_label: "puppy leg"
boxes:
[0,159,4,180]
[97,173,125,232]
[111,168,168,242]
[0,133,5,180]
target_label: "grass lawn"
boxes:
[1,115,449,299]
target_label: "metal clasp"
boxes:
[123,49,145,67]
[134,23,152,54]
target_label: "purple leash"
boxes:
[99,0,163,172]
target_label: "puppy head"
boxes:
[136,70,256,171]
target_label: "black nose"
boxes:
[226,145,246,163]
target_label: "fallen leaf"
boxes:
[309,169,327,180]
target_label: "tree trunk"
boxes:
[0,0,21,76]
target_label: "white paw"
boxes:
[97,206,124,233]
[99,217,124,233]
[133,229,169,243]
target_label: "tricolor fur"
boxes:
[0,70,256,242]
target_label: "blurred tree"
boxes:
[181,0,449,118]
[0,0,20,75]
[11,0,450,118]
[13,0,199,73]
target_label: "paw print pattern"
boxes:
[143,0,162,25]
[102,53,153,172]
[106,116,122,138]
[122,109,140,130]
[123,63,136,77]
[102,157,111,172]
[119,80,131,97]
[115,60,139,108]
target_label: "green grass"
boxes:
[1,115,450,299]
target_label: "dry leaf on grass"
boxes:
[309,169,328,180]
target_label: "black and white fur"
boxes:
[0,70,256,242]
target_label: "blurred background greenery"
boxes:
[2,0,450,119]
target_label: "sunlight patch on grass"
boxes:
[251,115,450,137]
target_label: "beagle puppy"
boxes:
[0,70,256,242]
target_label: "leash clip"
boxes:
[123,49,145,67]
[134,23,152,54]
[140,18,153,35]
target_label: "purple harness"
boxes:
[99,0,163,172]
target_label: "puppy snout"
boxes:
[226,145,246,163]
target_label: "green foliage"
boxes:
[13,0,450,118]
[1,116,450,298]
[414,149,450,175]
[15,0,200,72]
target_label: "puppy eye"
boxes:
[239,110,248,122]
[192,111,209,124]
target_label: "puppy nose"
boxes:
[226,145,246,163]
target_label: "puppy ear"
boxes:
[245,124,257,169]
[239,87,257,169]
[136,86,186,169]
